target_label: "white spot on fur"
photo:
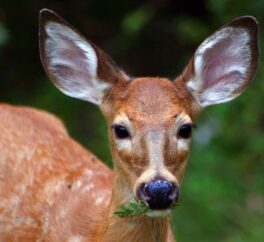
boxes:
[84,182,95,192]
[74,180,82,189]
[68,235,82,242]
[95,195,104,205]
[86,170,94,177]
[43,180,65,207]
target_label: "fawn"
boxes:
[0,9,258,242]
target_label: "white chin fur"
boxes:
[146,209,171,217]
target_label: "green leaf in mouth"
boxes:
[113,200,150,217]
[113,200,179,217]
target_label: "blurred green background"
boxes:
[0,0,263,241]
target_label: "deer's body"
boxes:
[0,9,258,242]
[0,104,112,241]
[0,103,174,242]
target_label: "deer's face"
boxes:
[39,10,258,214]
[104,77,197,210]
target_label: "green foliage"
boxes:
[114,200,178,217]
[122,5,154,35]
[0,23,9,46]
[114,200,150,217]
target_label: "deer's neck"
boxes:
[96,173,171,242]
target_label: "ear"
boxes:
[39,9,128,105]
[177,16,259,107]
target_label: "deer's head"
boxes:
[39,9,258,215]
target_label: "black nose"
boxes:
[137,179,179,210]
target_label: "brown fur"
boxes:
[0,102,177,242]
[0,104,113,241]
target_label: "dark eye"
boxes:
[178,124,192,139]
[112,125,130,139]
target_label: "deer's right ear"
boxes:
[39,9,128,105]
[177,16,259,108]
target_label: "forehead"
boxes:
[116,77,190,123]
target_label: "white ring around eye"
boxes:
[177,138,191,151]
[174,113,192,151]
[115,138,132,151]
[112,113,133,151]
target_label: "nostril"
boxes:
[169,183,180,203]
[136,182,150,202]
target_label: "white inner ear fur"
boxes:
[45,22,110,105]
[187,27,251,107]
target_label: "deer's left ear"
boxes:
[177,16,259,107]
[39,9,129,106]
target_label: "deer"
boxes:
[0,8,259,242]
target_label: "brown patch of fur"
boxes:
[0,104,113,241]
